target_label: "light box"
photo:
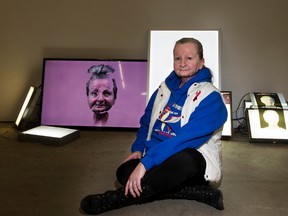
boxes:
[249,92,288,108]
[247,108,288,143]
[18,125,80,146]
[15,86,41,130]
[148,30,220,98]
[221,91,233,138]
[41,58,147,128]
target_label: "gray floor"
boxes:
[0,123,288,216]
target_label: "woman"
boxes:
[80,37,227,214]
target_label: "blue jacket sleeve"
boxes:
[130,90,158,153]
[141,91,227,171]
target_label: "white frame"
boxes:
[148,30,221,99]
[221,91,233,138]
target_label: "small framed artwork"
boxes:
[221,91,233,139]
[247,108,288,143]
[249,92,287,108]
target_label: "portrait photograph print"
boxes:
[247,108,288,141]
[249,92,288,108]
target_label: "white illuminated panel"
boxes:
[221,91,232,138]
[15,86,35,126]
[222,103,232,137]
[148,30,220,99]
[245,101,253,109]
[22,126,77,138]
[19,126,80,145]
[247,109,288,142]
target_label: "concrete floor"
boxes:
[0,123,288,216]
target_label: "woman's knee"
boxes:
[173,148,206,173]
[116,159,140,186]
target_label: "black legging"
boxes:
[116,148,208,194]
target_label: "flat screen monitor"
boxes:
[41,58,147,128]
[247,108,288,143]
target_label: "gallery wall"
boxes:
[1,0,288,129]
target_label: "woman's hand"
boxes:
[123,151,142,163]
[125,162,146,197]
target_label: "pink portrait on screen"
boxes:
[41,59,147,128]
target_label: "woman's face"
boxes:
[87,78,116,113]
[173,43,204,82]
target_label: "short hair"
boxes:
[86,64,118,98]
[174,38,204,60]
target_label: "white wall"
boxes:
[1,0,288,129]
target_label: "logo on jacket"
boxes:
[156,104,181,137]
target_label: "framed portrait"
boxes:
[247,108,288,143]
[249,92,287,109]
[148,30,220,98]
[221,91,233,138]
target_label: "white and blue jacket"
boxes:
[131,67,227,186]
